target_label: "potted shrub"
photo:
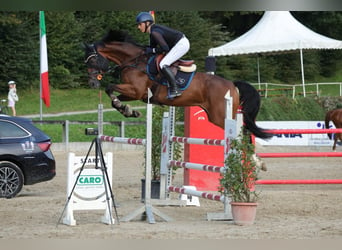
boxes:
[141,106,182,201]
[219,131,261,225]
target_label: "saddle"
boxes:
[146,54,197,90]
[154,54,197,74]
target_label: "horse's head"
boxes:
[83,30,146,88]
[83,43,109,88]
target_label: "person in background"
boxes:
[136,11,190,99]
[7,80,19,116]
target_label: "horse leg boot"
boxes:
[109,95,141,118]
[161,66,181,99]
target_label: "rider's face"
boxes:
[137,22,145,33]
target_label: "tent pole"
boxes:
[300,48,306,97]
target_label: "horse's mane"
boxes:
[101,30,141,47]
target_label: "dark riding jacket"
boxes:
[149,24,184,53]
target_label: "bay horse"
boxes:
[325,108,342,151]
[83,30,272,140]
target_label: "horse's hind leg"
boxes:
[333,133,342,151]
[333,138,337,151]
[105,85,141,118]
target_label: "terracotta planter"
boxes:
[230,202,257,225]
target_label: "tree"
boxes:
[0,12,38,92]
[155,11,229,72]
[44,11,83,88]
[0,11,341,93]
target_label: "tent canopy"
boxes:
[208,11,342,96]
[208,11,342,56]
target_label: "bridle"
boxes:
[85,43,149,82]
[84,44,110,81]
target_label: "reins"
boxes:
[85,40,150,83]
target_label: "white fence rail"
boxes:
[252,82,342,98]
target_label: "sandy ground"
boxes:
[1,143,342,239]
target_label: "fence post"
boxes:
[62,120,69,151]
[120,121,125,137]
[292,86,295,99]
[97,104,103,135]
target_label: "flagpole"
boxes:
[39,11,51,119]
[39,11,43,121]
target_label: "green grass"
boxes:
[12,88,147,142]
[12,87,143,116]
[9,86,341,143]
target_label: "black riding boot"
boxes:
[161,66,181,99]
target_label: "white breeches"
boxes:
[159,36,190,68]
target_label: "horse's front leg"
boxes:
[105,84,141,118]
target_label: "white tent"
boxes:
[208,11,342,96]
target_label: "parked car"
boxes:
[0,114,56,198]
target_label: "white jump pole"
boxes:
[120,89,172,223]
[159,91,239,220]
[206,90,236,221]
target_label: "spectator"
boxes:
[7,80,19,116]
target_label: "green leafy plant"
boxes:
[219,131,261,203]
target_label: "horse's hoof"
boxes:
[123,105,133,117]
[261,163,267,171]
[132,110,142,118]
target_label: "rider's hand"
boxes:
[145,47,156,54]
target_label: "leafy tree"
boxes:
[0,11,341,94]
[0,12,38,93]
[293,12,342,79]
[154,11,228,71]
[44,11,84,88]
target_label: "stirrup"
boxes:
[167,89,182,99]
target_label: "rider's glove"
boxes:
[145,47,156,54]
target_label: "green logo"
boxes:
[78,175,103,185]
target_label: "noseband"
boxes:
[85,43,149,83]
[85,44,110,81]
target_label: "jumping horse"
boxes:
[325,108,342,151]
[83,30,272,140]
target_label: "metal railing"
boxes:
[32,119,145,149]
[252,82,342,98]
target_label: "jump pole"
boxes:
[254,127,342,185]
[258,152,342,158]
[119,89,172,223]
[256,179,342,185]
[159,91,242,221]
[265,128,342,134]
[256,128,342,158]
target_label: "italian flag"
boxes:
[40,11,50,107]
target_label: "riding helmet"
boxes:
[8,80,15,85]
[136,12,154,24]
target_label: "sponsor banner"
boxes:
[255,121,335,146]
[63,152,114,226]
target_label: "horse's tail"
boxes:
[325,110,333,139]
[233,81,273,139]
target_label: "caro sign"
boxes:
[63,152,113,226]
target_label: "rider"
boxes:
[136,11,190,99]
